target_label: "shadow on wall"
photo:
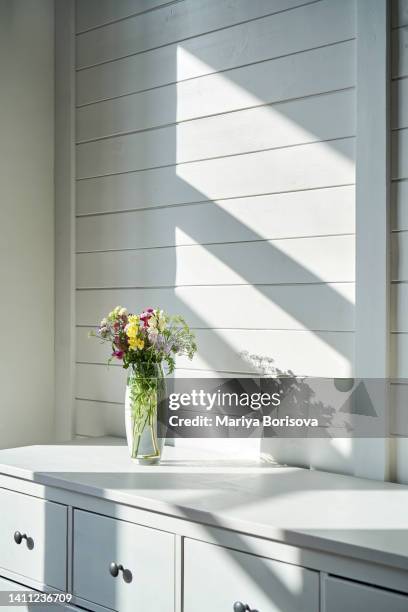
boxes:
[164,40,354,466]
[77,2,359,469]
[171,36,354,370]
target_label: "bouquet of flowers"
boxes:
[91,305,196,374]
[90,306,196,463]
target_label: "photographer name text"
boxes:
[168,415,319,428]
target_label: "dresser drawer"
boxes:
[323,576,408,612]
[184,539,319,612]
[73,509,174,611]
[0,489,67,590]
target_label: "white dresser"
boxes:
[0,440,407,612]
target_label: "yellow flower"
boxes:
[126,315,144,350]
[126,324,137,337]
[129,336,144,350]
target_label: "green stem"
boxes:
[149,403,160,456]
[128,365,163,460]
[131,411,149,458]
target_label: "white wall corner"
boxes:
[55,0,76,441]
[354,0,391,480]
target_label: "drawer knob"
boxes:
[13,531,34,550]
[109,562,133,583]
[233,603,258,612]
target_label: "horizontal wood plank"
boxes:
[76,0,173,33]
[76,363,127,403]
[77,88,355,157]
[77,325,354,372]
[77,90,355,178]
[76,234,355,289]
[77,137,355,213]
[75,399,125,437]
[76,0,325,69]
[76,365,254,407]
[76,186,355,252]
[76,328,354,400]
[76,283,355,331]
[77,40,355,140]
[76,0,355,105]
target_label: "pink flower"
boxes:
[114,335,128,350]
[140,307,154,327]
[112,350,124,360]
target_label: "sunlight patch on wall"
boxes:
[174,228,355,289]
[175,45,263,122]
[173,47,354,381]
[175,137,355,203]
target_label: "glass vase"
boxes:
[125,362,166,464]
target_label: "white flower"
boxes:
[118,307,128,316]
[148,316,157,330]
[148,327,159,341]
[156,309,167,332]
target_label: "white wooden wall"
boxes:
[391,0,408,483]
[73,0,357,439]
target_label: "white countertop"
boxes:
[0,439,407,572]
